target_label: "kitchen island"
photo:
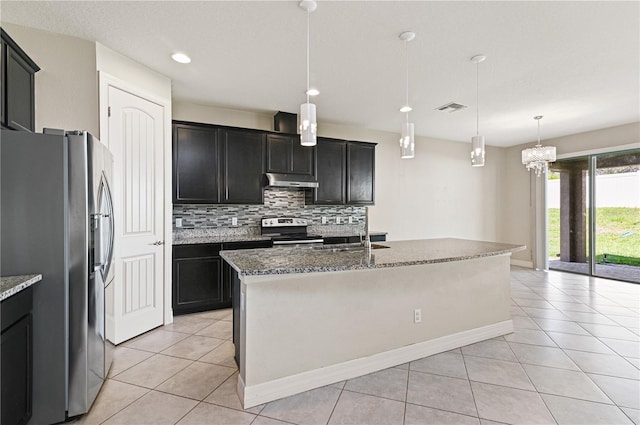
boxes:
[221,238,525,408]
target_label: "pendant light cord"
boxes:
[306,7,310,104]
[405,39,409,124]
[476,61,479,137]
[537,118,541,147]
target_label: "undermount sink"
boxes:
[312,245,362,253]
[371,244,390,249]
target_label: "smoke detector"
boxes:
[436,102,468,113]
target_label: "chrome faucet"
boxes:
[361,207,371,252]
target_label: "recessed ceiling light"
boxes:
[171,53,191,64]
[306,88,320,96]
[400,105,412,113]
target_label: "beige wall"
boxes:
[500,122,640,266]
[173,101,504,242]
[2,23,99,135]
[96,43,171,102]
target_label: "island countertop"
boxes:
[220,238,525,276]
[0,274,42,301]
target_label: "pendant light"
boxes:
[470,55,486,167]
[521,115,556,177]
[299,0,317,146]
[399,31,415,159]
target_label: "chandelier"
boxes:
[522,115,556,177]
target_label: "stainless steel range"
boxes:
[261,217,324,245]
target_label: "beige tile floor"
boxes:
[73,267,640,425]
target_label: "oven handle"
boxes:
[273,239,325,245]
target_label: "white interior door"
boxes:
[107,86,165,344]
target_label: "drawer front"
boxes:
[173,243,222,259]
[222,240,273,250]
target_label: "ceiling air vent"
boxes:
[436,102,468,113]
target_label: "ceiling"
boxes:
[2,1,639,147]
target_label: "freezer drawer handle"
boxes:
[149,240,165,246]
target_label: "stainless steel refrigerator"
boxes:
[1,129,114,424]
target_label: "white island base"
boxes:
[236,253,514,408]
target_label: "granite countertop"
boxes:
[173,228,387,245]
[220,238,526,276]
[173,229,271,245]
[0,274,42,301]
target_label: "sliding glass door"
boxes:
[547,149,639,283]
[593,151,640,282]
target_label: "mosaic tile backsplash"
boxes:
[173,188,366,233]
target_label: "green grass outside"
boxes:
[548,207,640,266]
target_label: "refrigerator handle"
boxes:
[97,175,115,279]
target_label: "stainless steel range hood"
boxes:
[265,173,319,189]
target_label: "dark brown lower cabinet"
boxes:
[173,244,226,315]
[172,240,273,316]
[1,286,33,425]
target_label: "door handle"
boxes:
[149,240,164,246]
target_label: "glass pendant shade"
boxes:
[471,135,485,167]
[522,145,556,176]
[299,102,317,146]
[400,122,415,159]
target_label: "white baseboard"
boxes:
[242,320,514,408]
[511,259,533,268]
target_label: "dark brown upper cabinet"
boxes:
[173,122,221,204]
[172,120,375,206]
[314,138,347,205]
[266,134,314,176]
[221,128,266,204]
[347,142,376,205]
[314,138,376,205]
[1,28,40,132]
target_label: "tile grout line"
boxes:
[460,349,481,421]
[503,333,559,424]
[402,363,409,425]
[94,384,151,424]
[325,382,345,425]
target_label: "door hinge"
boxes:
[108,106,111,117]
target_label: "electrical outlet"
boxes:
[175,218,183,228]
[414,309,422,323]
[348,216,353,224]
[231,217,238,226]
[321,216,328,224]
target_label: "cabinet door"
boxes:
[173,123,220,203]
[266,134,314,176]
[1,314,33,425]
[291,140,314,175]
[222,129,265,204]
[347,142,376,205]
[172,244,225,315]
[314,138,346,204]
[5,44,36,132]
[266,134,291,173]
